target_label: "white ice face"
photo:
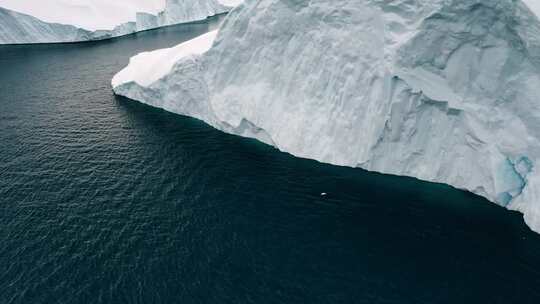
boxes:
[112,0,540,233]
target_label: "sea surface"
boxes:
[1,15,540,304]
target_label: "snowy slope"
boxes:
[0,0,239,44]
[113,31,218,87]
[113,0,540,233]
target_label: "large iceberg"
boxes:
[113,0,540,233]
[0,0,238,44]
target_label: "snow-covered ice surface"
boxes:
[216,0,244,7]
[112,31,218,87]
[0,0,240,44]
[113,0,540,233]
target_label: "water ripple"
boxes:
[2,14,540,304]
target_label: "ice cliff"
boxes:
[0,0,238,44]
[112,0,540,233]
[0,7,92,43]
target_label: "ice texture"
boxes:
[112,0,540,233]
[0,0,239,44]
[112,30,218,87]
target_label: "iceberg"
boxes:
[0,7,93,44]
[113,0,540,233]
[0,0,240,44]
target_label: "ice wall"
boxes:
[0,0,165,31]
[0,0,237,44]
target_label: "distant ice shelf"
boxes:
[0,0,242,44]
[113,0,540,233]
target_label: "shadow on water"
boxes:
[114,95,540,302]
[1,13,540,304]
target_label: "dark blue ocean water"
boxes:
[2,15,540,304]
